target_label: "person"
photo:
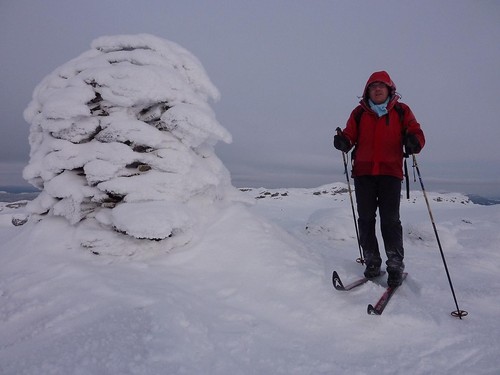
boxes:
[333,70,425,287]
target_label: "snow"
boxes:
[1,185,500,374]
[4,33,499,374]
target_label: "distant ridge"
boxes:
[239,184,500,206]
[1,184,498,206]
[0,185,40,194]
[0,186,40,203]
[467,194,500,206]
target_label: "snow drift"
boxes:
[1,185,499,374]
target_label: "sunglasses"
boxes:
[368,82,388,90]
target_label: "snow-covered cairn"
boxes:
[23,34,236,247]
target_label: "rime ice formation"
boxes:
[23,34,238,249]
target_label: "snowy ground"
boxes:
[1,183,499,375]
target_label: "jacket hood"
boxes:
[362,71,397,101]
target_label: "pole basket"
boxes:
[356,257,365,265]
[451,310,468,319]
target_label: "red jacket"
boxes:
[342,71,425,180]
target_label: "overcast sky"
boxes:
[1,0,499,197]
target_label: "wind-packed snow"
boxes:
[1,184,499,374]
[5,33,499,374]
[22,34,239,249]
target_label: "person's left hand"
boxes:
[404,133,421,154]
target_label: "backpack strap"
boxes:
[353,106,365,129]
[403,155,410,199]
[394,103,405,126]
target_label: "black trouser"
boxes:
[354,175,404,274]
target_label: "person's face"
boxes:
[368,82,390,104]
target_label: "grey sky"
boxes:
[1,0,499,197]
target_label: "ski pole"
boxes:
[336,128,364,265]
[412,155,468,319]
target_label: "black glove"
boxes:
[404,133,422,155]
[333,129,352,153]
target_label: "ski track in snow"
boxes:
[1,186,500,375]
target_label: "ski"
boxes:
[367,272,408,315]
[332,270,386,291]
